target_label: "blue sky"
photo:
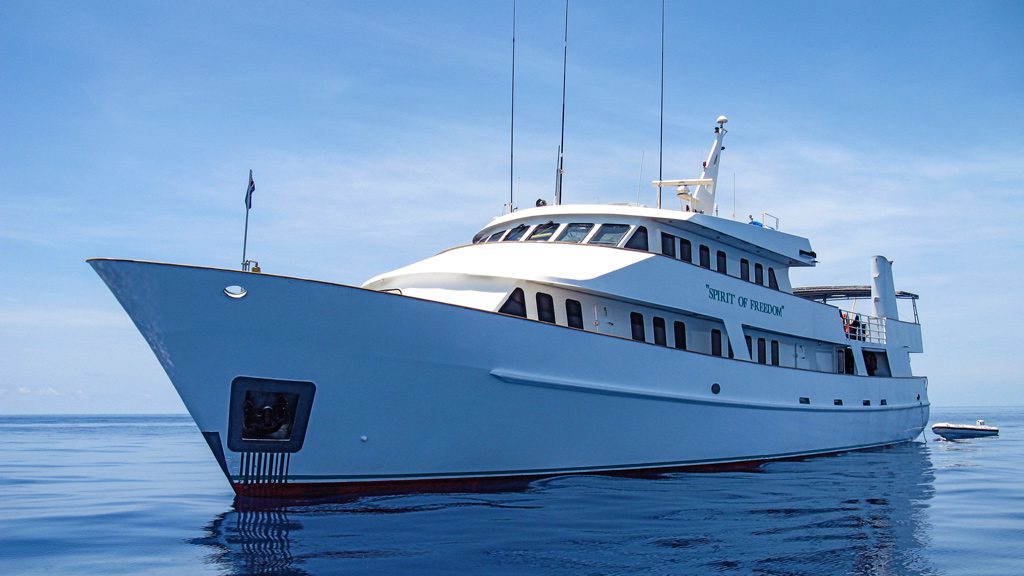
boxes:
[2,1,1022,413]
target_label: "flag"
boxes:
[245,170,255,210]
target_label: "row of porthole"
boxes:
[710,384,922,405]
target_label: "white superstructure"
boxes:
[91,117,928,499]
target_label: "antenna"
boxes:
[658,0,665,208]
[555,0,568,205]
[509,0,516,213]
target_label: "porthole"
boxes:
[224,285,247,299]
[711,383,721,395]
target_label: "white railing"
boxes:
[841,311,886,344]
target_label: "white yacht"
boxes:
[91,117,929,498]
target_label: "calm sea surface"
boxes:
[1,407,1022,575]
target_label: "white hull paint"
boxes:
[91,259,929,495]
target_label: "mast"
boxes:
[509,0,516,213]
[690,115,728,214]
[555,0,568,205]
[658,0,665,208]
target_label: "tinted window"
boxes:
[661,233,677,258]
[673,321,687,350]
[771,340,780,366]
[504,224,530,241]
[498,288,526,317]
[536,292,555,323]
[711,329,723,357]
[745,335,752,357]
[625,226,649,251]
[590,224,631,246]
[755,263,764,285]
[681,239,692,263]
[768,267,779,290]
[716,250,727,274]
[528,222,559,242]
[566,299,584,329]
[699,245,710,268]
[740,258,750,281]
[757,338,767,364]
[556,223,594,243]
[486,230,506,242]
[653,317,666,346]
[630,312,645,341]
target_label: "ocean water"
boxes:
[1,408,1021,575]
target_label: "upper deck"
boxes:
[473,204,818,268]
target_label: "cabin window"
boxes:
[728,341,734,359]
[771,340,780,366]
[630,312,645,342]
[768,267,779,290]
[527,222,559,242]
[757,338,767,364]
[625,226,649,251]
[880,399,888,405]
[498,288,527,318]
[699,245,711,268]
[590,224,630,246]
[556,223,593,243]
[661,233,677,258]
[486,230,506,242]
[863,400,871,406]
[673,321,687,350]
[680,239,693,263]
[716,250,727,274]
[504,224,530,241]
[653,317,667,346]
[755,263,764,285]
[740,258,750,281]
[862,350,892,377]
[565,299,584,329]
[745,335,752,358]
[834,399,844,406]
[536,292,555,323]
[843,347,855,375]
[711,329,723,357]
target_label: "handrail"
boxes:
[840,309,886,344]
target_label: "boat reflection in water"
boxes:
[193,442,937,575]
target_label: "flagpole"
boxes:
[242,169,254,271]
[241,206,250,271]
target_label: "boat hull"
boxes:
[90,259,930,498]
[931,424,998,440]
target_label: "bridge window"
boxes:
[740,258,750,281]
[625,226,649,251]
[680,239,693,263]
[486,230,506,242]
[590,224,630,246]
[661,233,677,258]
[746,335,752,358]
[653,317,667,346]
[757,338,767,364]
[711,329,723,357]
[504,224,530,242]
[716,250,727,274]
[527,222,559,242]
[768,267,779,290]
[630,312,645,342]
[771,340,780,366]
[498,288,527,318]
[536,292,555,323]
[699,245,711,268]
[566,299,584,329]
[673,321,687,350]
[556,223,594,243]
[755,263,764,285]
